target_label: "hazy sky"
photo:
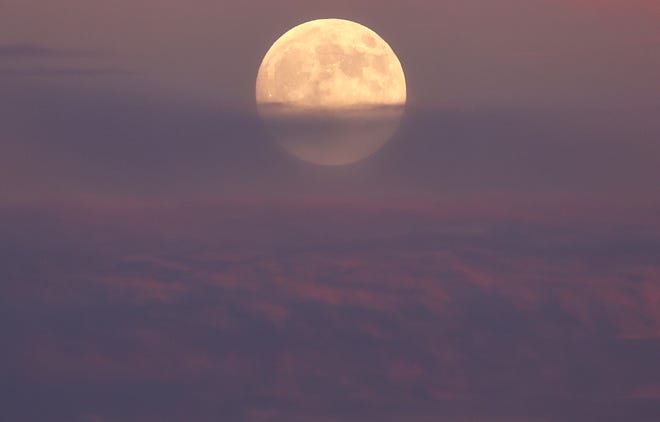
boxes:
[2,0,660,109]
[1,1,660,421]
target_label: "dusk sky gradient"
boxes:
[1,1,660,421]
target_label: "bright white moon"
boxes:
[256,18,407,166]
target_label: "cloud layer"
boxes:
[2,195,659,421]
[2,2,660,418]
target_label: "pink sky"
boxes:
[3,0,659,108]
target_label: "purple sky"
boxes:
[1,1,660,421]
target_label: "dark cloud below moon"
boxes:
[1,78,659,199]
[258,104,405,166]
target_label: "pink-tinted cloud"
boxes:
[2,195,660,420]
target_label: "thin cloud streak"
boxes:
[0,43,98,58]
[0,67,137,77]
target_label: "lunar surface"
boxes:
[256,19,407,166]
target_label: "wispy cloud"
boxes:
[0,43,133,80]
[0,67,136,77]
[0,43,97,59]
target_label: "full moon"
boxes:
[256,18,407,166]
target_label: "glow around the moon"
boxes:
[256,18,407,166]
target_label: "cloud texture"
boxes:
[1,194,659,421]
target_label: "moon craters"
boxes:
[256,18,407,165]
[257,18,405,109]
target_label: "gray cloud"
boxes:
[1,76,659,201]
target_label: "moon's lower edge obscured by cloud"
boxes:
[256,19,407,166]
